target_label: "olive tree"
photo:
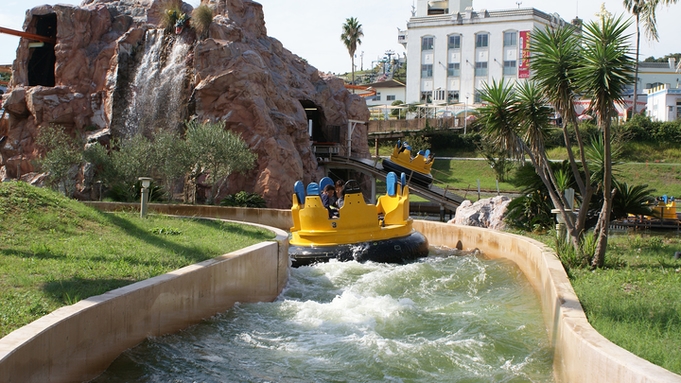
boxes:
[185,121,257,204]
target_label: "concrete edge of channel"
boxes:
[0,203,678,382]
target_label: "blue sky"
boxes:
[1,0,679,73]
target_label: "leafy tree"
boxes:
[185,121,256,204]
[35,125,83,197]
[150,130,192,201]
[103,135,156,201]
[390,100,405,119]
[643,53,681,62]
[340,17,364,87]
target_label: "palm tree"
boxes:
[529,25,593,251]
[340,17,364,87]
[623,0,678,114]
[574,14,634,268]
[478,80,579,245]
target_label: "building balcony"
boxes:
[397,29,408,48]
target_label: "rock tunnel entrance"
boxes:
[300,100,338,143]
[27,13,56,87]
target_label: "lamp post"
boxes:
[464,96,469,135]
[138,177,152,218]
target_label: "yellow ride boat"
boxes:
[381,140,434,186]
[289,172,429,267]
[651,195,678,221]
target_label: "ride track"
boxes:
[323,155,466,212]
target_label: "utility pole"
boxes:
[360,51,364,71]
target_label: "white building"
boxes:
[365,79,407,107]
[646,84,681,122]
[399,0,574,106]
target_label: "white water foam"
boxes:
[93,252,555,382]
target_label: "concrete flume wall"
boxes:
[413,221,681,383]
[0,214,289,383]
[1,202,679,382]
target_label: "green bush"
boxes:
[190,5,213,38]
[617,115,681,143]
[220,191,266,208]
[428,131,481,152]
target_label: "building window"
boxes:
[433,89,446,101]
[475,62,488,76]
[421,91,432,103]
[475,33,489,48]
[448,91,459,103]
[386,95,396,101]
[503,31,517,47]
[474,90,482,104]
[421,36,434,51]
[448,34,461,49]
[421,64,433,78]
[503,60,516,75]
[448,63,460,77]
[374,92,381,101]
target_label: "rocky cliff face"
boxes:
[0,0,370,208]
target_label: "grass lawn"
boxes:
[567,234,681,375]
[0,181,274,338]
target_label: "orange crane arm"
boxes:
[344,84,377,97]
[0,26,56,45]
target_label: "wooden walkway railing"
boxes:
[367,117,463,137]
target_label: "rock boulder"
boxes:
[449,195,511,230]
[0,0,370,208]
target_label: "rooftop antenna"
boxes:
[576,0,579,17]
[411,0,416,16]
[516,1,522,8]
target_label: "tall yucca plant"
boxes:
[477,79,522,160]
[530,24,595,249]
[574,14,634,268]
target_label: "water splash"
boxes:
[118,29,190,138]
[94,251,554,382]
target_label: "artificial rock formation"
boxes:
[449,195,511,230]
[0,0,370,208]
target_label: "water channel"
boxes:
[93,248,554,382]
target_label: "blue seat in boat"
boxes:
[306,182,320,197]
[425,149,430,157]
[294,180,305,205]
[320,177,334,192]
[386,172,397,197]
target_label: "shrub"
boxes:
[428,131,481,152]
[190,5,213,38]
[35,125,83,197]
[390,100,405,119]
[220,191,266,208]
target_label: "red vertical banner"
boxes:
[518,30,530,79]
